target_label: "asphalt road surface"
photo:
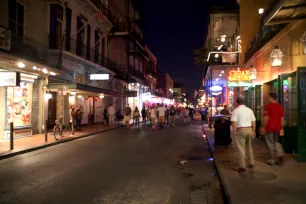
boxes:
[0,120,225,204]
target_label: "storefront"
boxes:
[0,65,60,140]
[47,83,124,127]
[0,73,36,139]
[127,83,150,111]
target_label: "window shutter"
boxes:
[76,16,82,56]
[86,24,91,60]
[102,34,105,57]
[49,5,58,49]
[65,7,72,51]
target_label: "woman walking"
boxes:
[150,106,157,130]
[146,106,151,125]
[133,107,140,129]
[141,107,146,123]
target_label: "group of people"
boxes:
[69,105,84,131]
[123,104,177,129]
[230,93,285,172]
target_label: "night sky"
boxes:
[135,0,237,97]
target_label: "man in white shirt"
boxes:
[231,98,256,172]
[108,104,116,125]
[207,105,217,128]
[157,104,166,128]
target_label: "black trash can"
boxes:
[213,115,232,145]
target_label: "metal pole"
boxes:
[45,120,48,142]
[71,119,74,136]
[10,122,14,150]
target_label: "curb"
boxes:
[203,126,232,204]
[0,126,121,160]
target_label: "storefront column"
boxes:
[42,84,49,133]
[0,87,5,139]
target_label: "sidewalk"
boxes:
[0,123,121,159]
[204,125,306,204]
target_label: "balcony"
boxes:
[9,33,54,68]
[128,65,144,80]
[111,23,145,46]
[244,24,286,63]
[87,0,118,25]
[115,64,145,81]
[48,34,120,73]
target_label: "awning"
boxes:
[47,83,124,97]
[264,0,306,26]
[0,50,62,77]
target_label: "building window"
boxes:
[76,16,90,58]
[49,4,64,49]
[94,30,102,63]
[9,0,25,41]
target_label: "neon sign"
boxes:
[228,69,251,81]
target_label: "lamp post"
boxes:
[270,46,283,67]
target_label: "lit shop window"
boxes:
[7,82,33,127]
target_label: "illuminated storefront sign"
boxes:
[228,81,253,87]
[89,74,110,80]
[228,69,251,81]
[0,72,20,87]
[210,85,223,96]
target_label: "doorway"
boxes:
[88,97,95,125]
[47,92,57,129]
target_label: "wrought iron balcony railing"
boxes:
[9,33,55,68]
[128,65,145,80]
[48,33,120,73]
[112,23,145,46]
[89,0,118,25]
[244,24,286,63]
[116,64,145,80]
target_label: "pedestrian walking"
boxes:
[141,107,146,122]
[108,104,116,125]
[231,97,256,172]
[150,106,157,129]
[184,107,190,123]
[165,105,170,127]
[103,106,109,124]
[75,105,83,131]
[261,93,285,166]
[157,104,166,128]
[169,105,176,126]
[207,104,217,128]
[220,105,230,115]
[146,106,151,125]
[133,107,140,128]
[124,104,132,128]
[69,105,76,131]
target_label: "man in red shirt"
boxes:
[262,93,285,166]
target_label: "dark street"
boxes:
[0,121,224,204]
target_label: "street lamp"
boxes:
[270,46,283,67]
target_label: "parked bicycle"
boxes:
[53,116,72,140]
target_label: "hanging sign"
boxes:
[90,74,109,80]
[210,85,223,96]
[222,53,237,63]
[0,72,20,87]
[228,68,251,81]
